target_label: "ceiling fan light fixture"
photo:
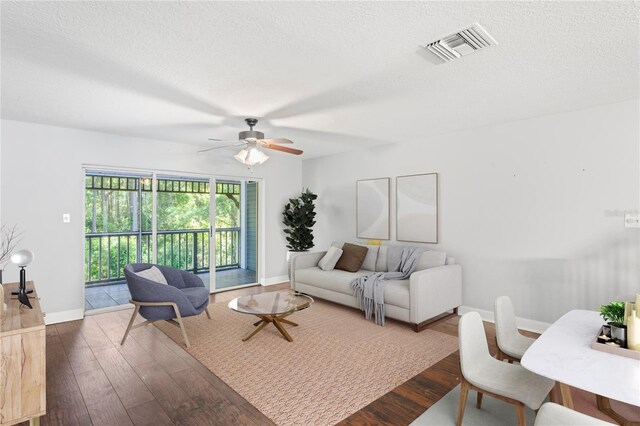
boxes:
[234,148,248,164]
[234,146,269,166]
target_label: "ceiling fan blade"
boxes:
[197,142,245,153]
[261,144,303,155]
[208,138,223,141]
[258,138,293,145]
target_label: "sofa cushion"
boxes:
[295,267,369,295]
[318,247,343,271]
[415,250,447,271]
[384,279,411,309]
[361,245,379,271]
[376,246,388,272]
[335,243,368,272]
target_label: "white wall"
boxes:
[0,120,302,321]
[303,99,640,324]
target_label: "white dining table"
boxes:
[521,310,640,424]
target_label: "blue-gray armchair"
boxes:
[121,263,211,347]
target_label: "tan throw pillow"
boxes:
[318,247,343,271]
[335,243,368,272]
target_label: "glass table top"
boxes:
[228,290,313,316]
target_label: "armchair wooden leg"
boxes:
[171,303,191,348]
[205,307,211,320]
[457,379,470,426]
[476,391,483,409]
[121,305,140,345]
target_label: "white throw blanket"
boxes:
[350,246,427,325]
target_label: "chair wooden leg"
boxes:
[476,391,483,409]
[205,308,211,320]
[171,303,191,348]
[121,305,140,345]
[457,379,470,426]
[494,337,505,361]
[515,403,526,426]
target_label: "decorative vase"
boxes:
[610,323,627,348]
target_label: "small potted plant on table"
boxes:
[599,301,626,348]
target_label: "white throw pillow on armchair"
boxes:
[318,247,343,271]
[135,265,168,284]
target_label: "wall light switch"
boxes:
[624,214,639,228]
[62,213,71,223]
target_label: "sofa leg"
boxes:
[413,307,460,332]
[205,308,211,320]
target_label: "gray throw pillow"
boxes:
[135,266,168,285]
[318,247,343,271]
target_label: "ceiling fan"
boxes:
[198,118,303,166]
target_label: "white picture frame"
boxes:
[396,173,438,243]
[356,178,390,240]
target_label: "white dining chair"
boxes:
[494,296,536,362]
[457,312,555,426]
[534,402,615,425]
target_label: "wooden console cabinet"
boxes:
[0,281,46,426]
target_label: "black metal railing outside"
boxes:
[85,227,240,285]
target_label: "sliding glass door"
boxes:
[213,180,259,290]
[155,175,211,290]
[84,172,153,310]
[84,170,260,311]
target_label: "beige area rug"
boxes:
[156,299,458,426]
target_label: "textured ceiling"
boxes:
[1,1,639,159]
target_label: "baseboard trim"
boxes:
[44,308,84,325]
[261,275,289,286]
[459,305,550,334]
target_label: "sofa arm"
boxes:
[291,251,326,271]
[290,251,326,287]
[409,264,462,325]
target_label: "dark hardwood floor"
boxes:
[33,283,606,426]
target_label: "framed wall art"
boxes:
[356,178,390,240]
[396,173,438,243]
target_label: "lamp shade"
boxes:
[11,249,34,267]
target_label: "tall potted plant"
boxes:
[282,189,317,277]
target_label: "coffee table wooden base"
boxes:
[243,312,298,342]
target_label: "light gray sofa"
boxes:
[291,243,462,331]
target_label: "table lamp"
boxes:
[10,249,34,309]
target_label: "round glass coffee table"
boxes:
[228,290,313,342]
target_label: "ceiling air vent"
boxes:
[424,22,497,63]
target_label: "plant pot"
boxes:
[287,250,308,281]
[610,323,627,348]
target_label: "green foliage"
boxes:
[282,189,317,251]
[214,194,240,228]
[599,301,625,325]
[84,183,241,283]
